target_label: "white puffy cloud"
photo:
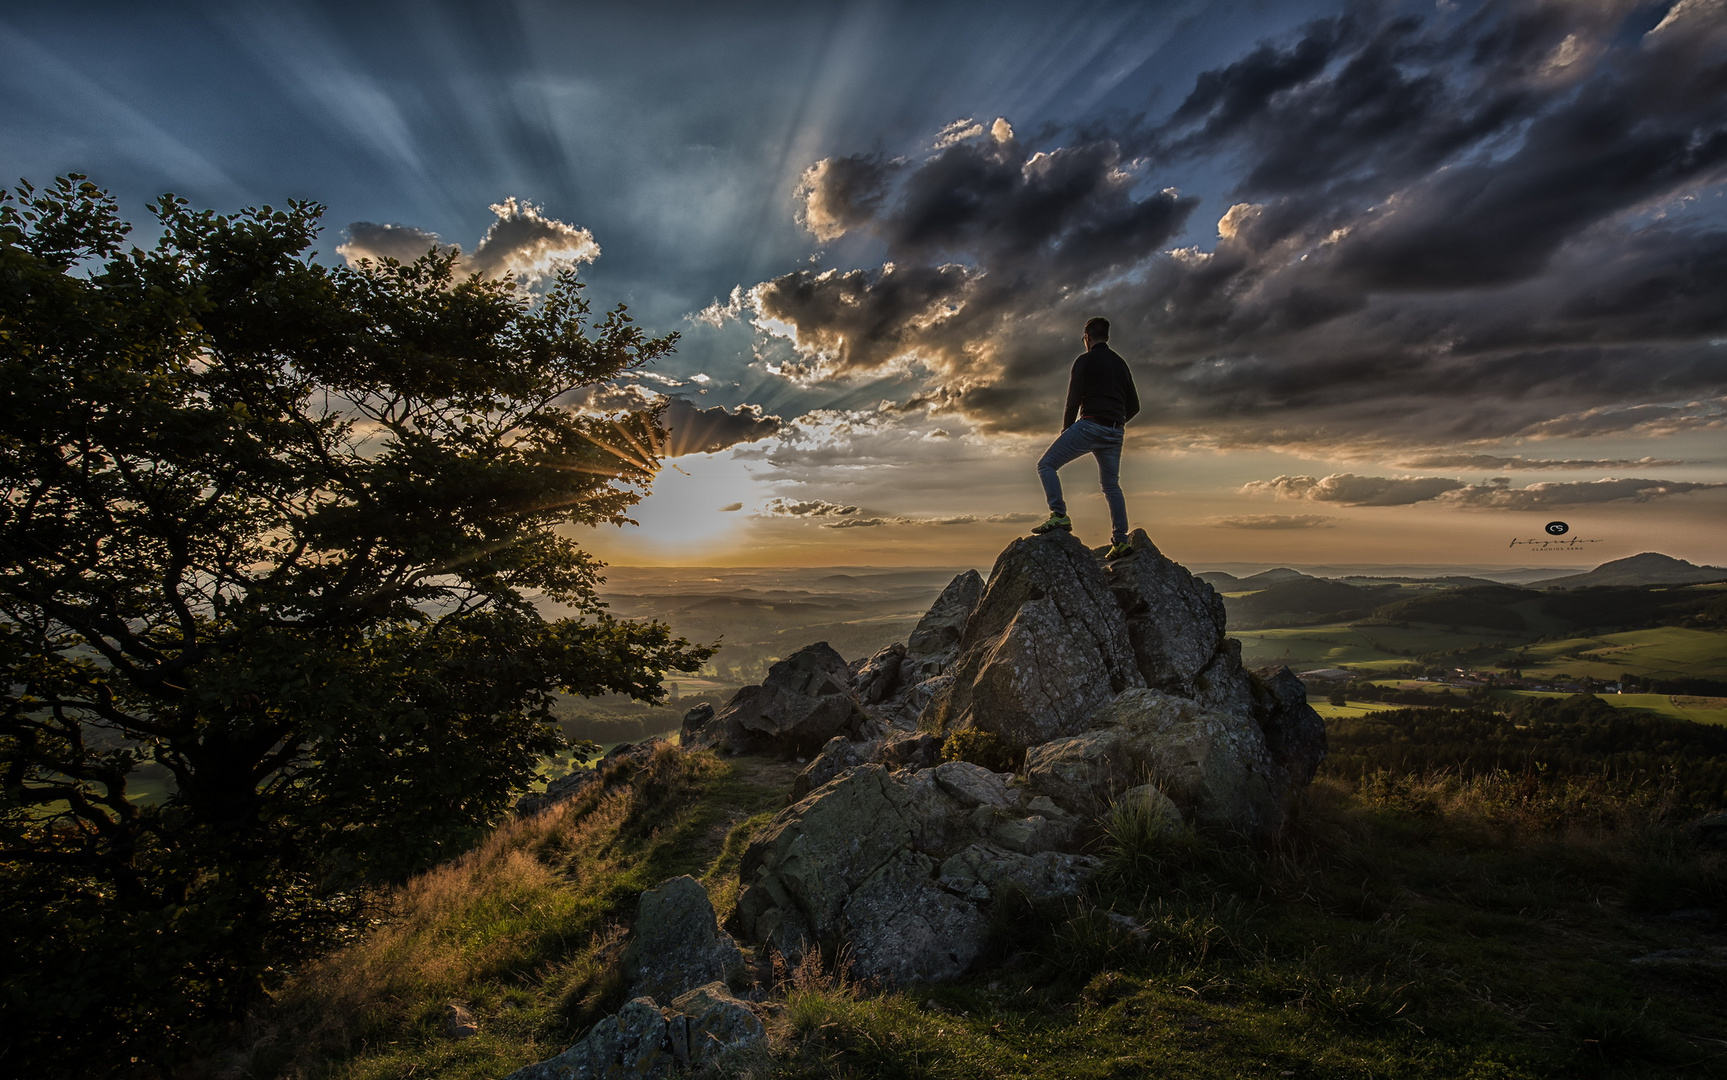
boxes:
[338,197,598,285]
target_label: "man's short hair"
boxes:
[1084,316,1110,341]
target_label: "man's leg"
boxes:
[1093,434,1128,545]
[1037,424,1094,514]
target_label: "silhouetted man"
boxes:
[1031,316,1139,559]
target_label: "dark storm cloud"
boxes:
[1442,476,1727,508]
[741,124,1196,397]
[337,221,452,263]
[339,199,598,284]
[569,385,781,457]
[659,397,783,456]
[715,0,1727,455]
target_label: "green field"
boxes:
[1234,622,1495,670]
[1512,626,1727,681]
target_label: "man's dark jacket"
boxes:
[1062,341,1140,429]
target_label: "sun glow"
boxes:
[600,450,759,559]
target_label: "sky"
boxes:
[3,0,1725,570]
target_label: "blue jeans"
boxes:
[1038,419,1128,543]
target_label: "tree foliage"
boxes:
[0,176,711,1071]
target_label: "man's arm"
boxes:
[1061,356,1083,430]
[1122,361,1140,423]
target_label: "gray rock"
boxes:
[506,988,766,1080]
[1691,811,1727,849]
[506,997,679,1080]
[679,702,715,742]
[790,736,880,801]
[851,643,906,704]
[931,760,1016,810]
[989,810,1078,855]
[1102,529,1228,693]
[1190,638,1258,718]
[734,765,916,958]
[924,532,1143,748]
[690,643,869,755]
[1023,727,1137,818]
[1252,666,1328,786]
[841,850,991,983]
[879,730,944,770]
[902,569,985,681]
[622,876,748,1003]
[936,844,1101,905]
[670,983,767,1062]
[1094,688,1284,842]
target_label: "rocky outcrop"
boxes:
[731,761,1099,984]
[514,765,598,816]
[685,642,869,756]
[924,533,1143,747]
[504,985,764,1080]
[621,876,747,1002]
[711,528,1325,987]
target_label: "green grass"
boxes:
[1510,627,1727,682]
[228,741,1727,1080]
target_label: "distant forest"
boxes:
[1224,579,1727,633]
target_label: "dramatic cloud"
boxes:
[708,0,1727,453]
[1437,476,1727,509]
[339,198,598,285]
[659,397,782,456]
[1209,514,1336,530]
[565,385,782,457]
[1246,472,1727,509]
[1393,453,1686,471]
[1244,473,1468,506]
[761,498,859,518]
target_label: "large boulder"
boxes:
[505,987,764,1080]
[687,642,869,755]
[923,532,1143,747]
[1092,688,1284,842]
[731,761,1094,983]
[1102,529,1228,693]
[621,876,748,1002]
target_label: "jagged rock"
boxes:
[879,730,944,770]
[850,643,905,704]
[924,532,1143,747]
[1252,667,1328,786]
[734,765,916,959]
[504,987,765,1080]
[514,766,598,816]
[506,997,679,1080]
[671,983,767,1061]
[901,569,985,681]
[622,876,747,1003]
[679,702,715,742]
[930,760,1017,810]
[790,736,879,801]
[841,850,991,983]
[1092,688,1283,841]
[1102,529,1228,693]
[687,643,869,755]
[1190,638,1257,717]
[936,844,1102,905]
[1023,727,1137,818]
[987,795,1080,855]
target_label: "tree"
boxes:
[0,176,712,1070]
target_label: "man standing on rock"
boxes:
[1031,316,1139,559]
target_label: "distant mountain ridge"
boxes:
[1530,552,1727,589]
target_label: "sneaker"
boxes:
[1030,512,1072,534]
[1105,540,1134,560]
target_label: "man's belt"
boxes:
[1079,415,1123,428]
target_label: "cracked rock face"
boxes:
[504,985,765,1080]
[622,876,747,1003]
[924,532,1143,746]
[716,528,1326,986]
[687,642,869,755]
[731,762,1096,984]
